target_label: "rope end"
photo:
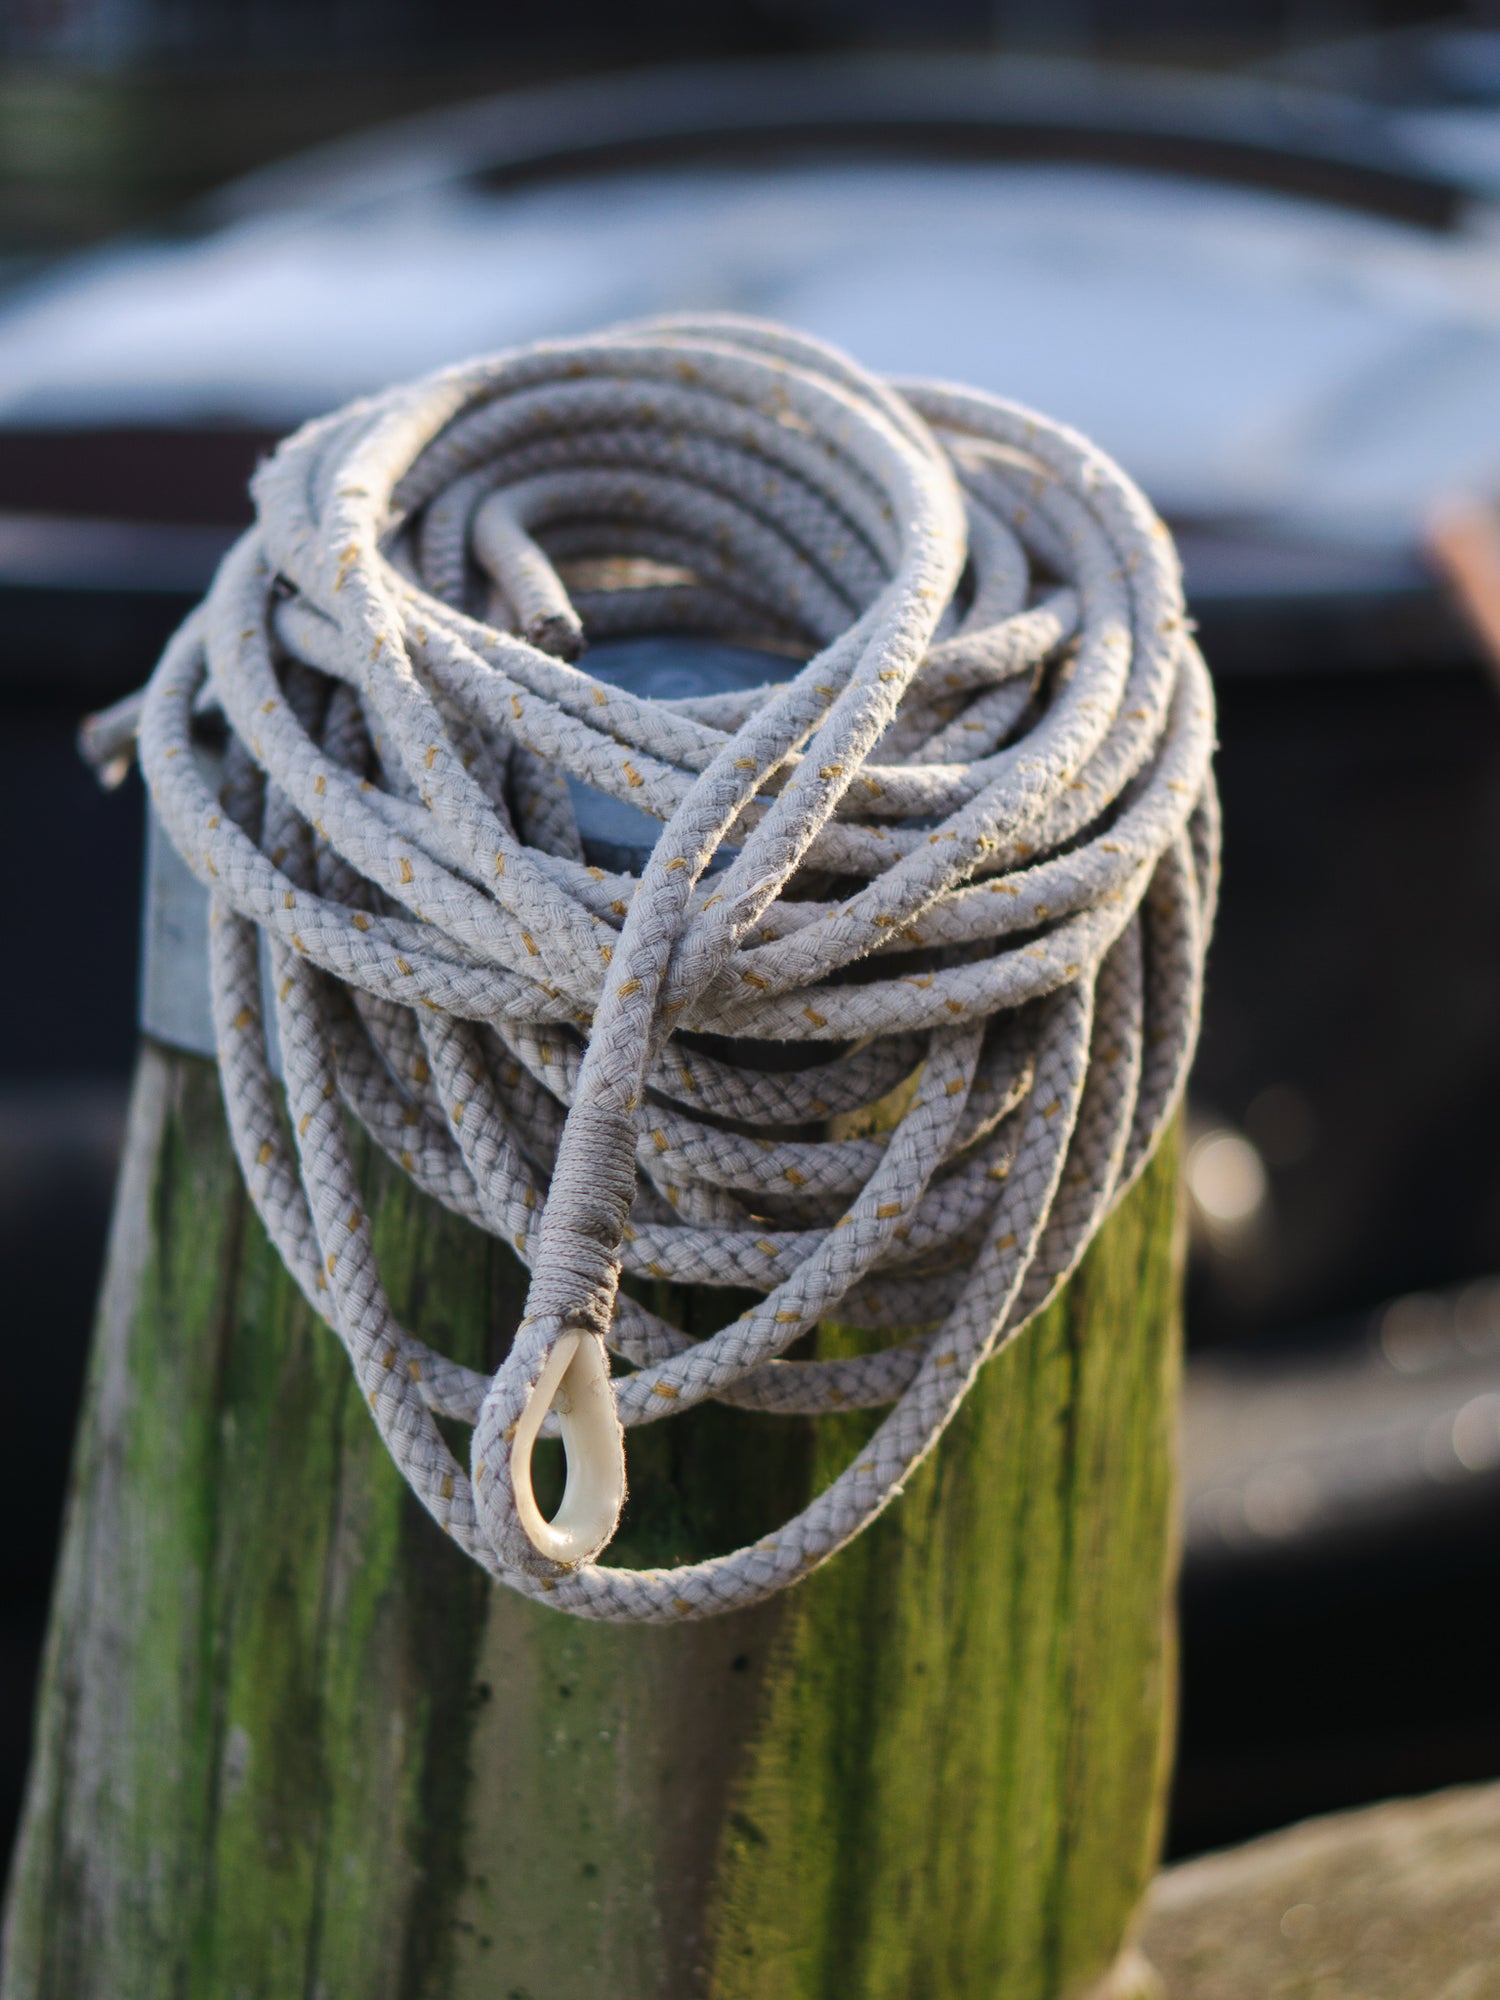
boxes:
[510,1328,626,1569]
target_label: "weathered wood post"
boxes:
[2,317,1210,2000]
[2,1045,1181,2000]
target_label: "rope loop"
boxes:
[136,313,1218,1622]
[507,1328,626,1573]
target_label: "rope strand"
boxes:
[136,314,1217,1623]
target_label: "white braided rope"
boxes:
[136,314,1217,1623]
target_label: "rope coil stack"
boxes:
[135,314,1217,1623]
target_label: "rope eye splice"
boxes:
[133,312,1218,1625]
[509,1326,626,1571]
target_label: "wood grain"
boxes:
[2,1043,1183,1999]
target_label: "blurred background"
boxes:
[6,0,1500,1876]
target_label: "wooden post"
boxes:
[2,1038,1183,2000]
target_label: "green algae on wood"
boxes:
[1,1048,497,2000]
[702,1123,1182,2000]
[2,1044,1182,2000]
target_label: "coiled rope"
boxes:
[133,315,1217,1623]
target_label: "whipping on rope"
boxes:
[133,315,1217,1624]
